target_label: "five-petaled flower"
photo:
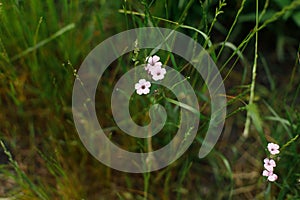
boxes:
[267,143,280,155]
[145,55,162,73]
[263,158,276,172]
[135,79,151,95]
[262,170,278,182]
[150,67,167,81]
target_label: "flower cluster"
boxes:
[262,143,280,182]
[135,55,166,95]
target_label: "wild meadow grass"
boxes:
[0,0,300,199]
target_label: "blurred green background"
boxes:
[0,0,300,199]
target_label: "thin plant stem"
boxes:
[216,0,247,60]
[143,121,153,200]
[242,0,259,138]
[207,0,226,37]
[280,134,299,152]
[11,23,75,61]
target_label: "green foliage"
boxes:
[0,0,299,199]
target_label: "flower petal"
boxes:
[139,79,146,84]
[136,89,143,95]
[262,170,270,177]
[161,68,166,75]
[145,81,151,87]
[263,158,269,164]
[154,61,162,66]
[269,159,276,167]
[152,55,160,63]
[135,83,140,90]
[143,88,150,94]
[264,164,274,172]
[268,173,278,182]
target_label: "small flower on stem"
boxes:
[150,67,166,81]
[267,143,280,155]
[262,142,280,182]
[145,55,167,80]
[263,158,276,171]
[262,170,278,182]
[145,55,162,73]
[135,79,151,95]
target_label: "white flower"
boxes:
[146,55,161,66]
[150,67,166,81]
[268,173,278,182]
[135,79,151,95]
[144,55,167,80]
[145,55,162,73]
[267,143,280,155]
[262,169,270,177]
[262,170,278,182]
[263,158,276,172]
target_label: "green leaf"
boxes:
[247,103,267,145]
[248,103,263,134]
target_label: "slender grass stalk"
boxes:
[287,44,300,107]
[258,0,270,21]
[205,0,226,47]
[263,101,292,137]
[175,160,192,200]
[11,23,75,61]
[260,54,275,91]
[0,140,49,200]
[143,165,151,200]
[208,0,226,35]
[257,0,300,31]
[280,134,299,152]
[242,0,259,138]
[118,10,213,48]
[216,0,246,60]
[164,0,168,19]
[0,36,10,63]
[144,117,153,200]
[33,17,43,46]
[213,0,300,94]
[177,0,194,25]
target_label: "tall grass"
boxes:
[0,0,300,199]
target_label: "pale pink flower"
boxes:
[135,79,151,95]
[145,55,162,73]
[267,143,280,155]
[263,158,276,171]
[262,169,270,177]
[150,67,166,81]
[146,55,161,66]
[268,173,278,182]
[262,170,278,182]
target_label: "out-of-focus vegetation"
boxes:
[0,0,299,199]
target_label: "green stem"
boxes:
[280,134,299,152]
[216,0,247,60]
[242,0,259,138]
